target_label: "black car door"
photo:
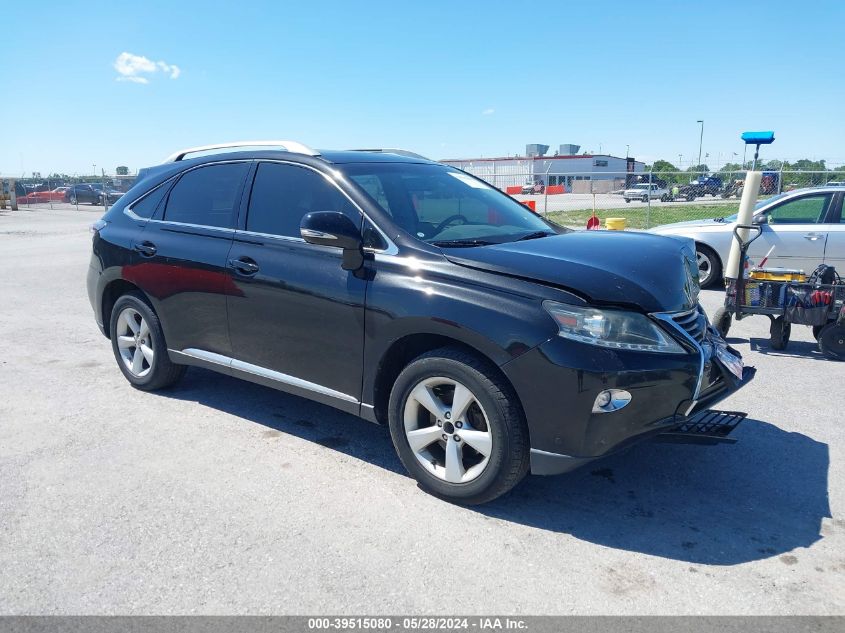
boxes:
[127,161,250,357]
[225,161,367,412]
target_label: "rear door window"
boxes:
[163,163,249,228]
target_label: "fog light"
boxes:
[593,389,632,414]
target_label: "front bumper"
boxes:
[501,325,754,475]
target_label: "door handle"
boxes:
[228,257,259,275]
[803,233,823,241]
[133,241,157,257]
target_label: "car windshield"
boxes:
[630,184,649,190]
[720,192,790,222]
[342,163,560,246]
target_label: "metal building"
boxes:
[441,144,645,193]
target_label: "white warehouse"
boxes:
[441,144,646,193]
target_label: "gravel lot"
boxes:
[1,207,843,615]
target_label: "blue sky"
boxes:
[2,0,843,175]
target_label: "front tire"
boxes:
[712,306,732,337]
[696,244,722,289]
[110,293,186,390]
[388,347,529,505]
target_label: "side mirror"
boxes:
[752,214,768,225]
[300,211,364,271]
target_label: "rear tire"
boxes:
[712,306,732,338]
[109,292,186,390]
[642,195,649,203]
[770,316,791,351]
[818,323,845,360]
[388,347,530,505]
[70,195,77,205]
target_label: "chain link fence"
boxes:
[462,169,842,229]
[1,173,137,212]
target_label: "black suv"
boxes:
[87,141,754,504]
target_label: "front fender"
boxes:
[360,253,566,406]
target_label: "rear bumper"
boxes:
[503,328,754,476]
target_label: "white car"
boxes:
[623,183,670,203]
[650,186,845,288]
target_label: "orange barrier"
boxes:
[545,185,565,194]
[522,200,536,211]
[505,186,523,195]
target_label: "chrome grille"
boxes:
[670,306,707,343]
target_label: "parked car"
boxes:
[677,176,723,201]
[88,142,753,504]
[18,187,70,203]
[67,183,123,205]
[623,183,670,203]
[520,179,545,195]
[650,186,845,288]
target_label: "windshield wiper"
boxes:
[430,238,497,248]
[515,230,555,241]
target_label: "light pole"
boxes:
[625,144,630,159]
[696,120,704,172]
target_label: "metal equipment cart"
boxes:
[712,224,845,360]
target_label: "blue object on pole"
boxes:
[741,131,775,145]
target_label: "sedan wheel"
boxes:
[403,376,493,484]
[115,307,154,377]
[696,246,722,289]
[70,195,77,205]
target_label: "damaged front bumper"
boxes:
[501,312,755,476]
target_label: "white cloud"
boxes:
[113,52,181,83]
[117,75,149,84]
[481,108,495,115]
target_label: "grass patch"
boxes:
[545,203,740,230]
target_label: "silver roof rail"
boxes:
[348,148,431,161]
[164,140,319,163]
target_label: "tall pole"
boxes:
[625,144,629,159]
[696,120,704,172]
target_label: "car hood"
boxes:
[443,231,700,313]
[651,218,726,231]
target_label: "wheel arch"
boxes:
[101,278,149,338]
[370,333,525,431]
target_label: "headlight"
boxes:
[543,301,685,354]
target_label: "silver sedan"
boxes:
[650,186,845,288]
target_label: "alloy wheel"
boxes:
[697,251,712,286]
[115,307,154,377]
[403,377,493,484]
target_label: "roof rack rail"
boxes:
[164,140,319,163]
[348,148,431,161]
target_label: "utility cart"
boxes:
[712,224,845,360]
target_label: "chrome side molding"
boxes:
[175,348,358,404]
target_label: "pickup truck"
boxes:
[677,176,723,201]
[623,183,670,202]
